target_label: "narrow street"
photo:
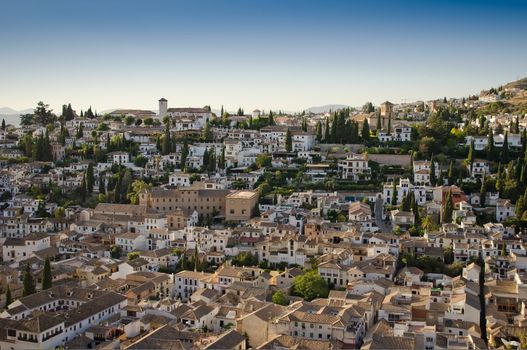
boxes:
[375,197,392,233]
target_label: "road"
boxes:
[374,197,393,233]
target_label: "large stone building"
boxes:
[139,184,231,217]
[225,190,259,221]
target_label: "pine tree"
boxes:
[220,105,224,118]
[86,163,94,193]
[330,113,338,143]
[302,117,307,132]
[42,257,52,290]
[443,190,454,223]
[387,114,392,134]
[268,110,274,125]
[315,121,322,142]
[285,128,292,152]
[361,119,370,141]
[376,110,381,131]
[1,119,5,131]
[5,285,12,309]
[22,264,36,297]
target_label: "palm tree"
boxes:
[422,216,434,232]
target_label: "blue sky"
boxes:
[1,0,526,113]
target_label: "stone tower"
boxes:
[158,98,168,118]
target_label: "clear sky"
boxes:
[1,0,526,114]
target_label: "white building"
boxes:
[383,178,426,205]
[496,199,515,222]
[338,153,371,181]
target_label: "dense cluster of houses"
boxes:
[0,94,527,349]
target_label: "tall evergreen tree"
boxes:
[315,121,322,142]
[80,173,87,202]
[220,105,224,117]
[324,118,330,142]
[502,131,509,163]
[467,141,475,172]
[1,119,5,131]
[42,257,52,290]
[480,176,487,207]
[180,139,189,169]
[486,130,495,161]
[391,181,398,206]
[218,147,226,170]
[161,123,171,155]
[361,119,370,141]
[202,120,212,142]
[268,110,274,125]
[5,285,12,309]
[448,160,455,185]
[285,128,293,152]
[376,110,381,131]
[302,117,307,132]
[443,190,454,223]
[22,264,36,297]
[86,163,94,193]
[330,113,338,143]
[430,156,437,186]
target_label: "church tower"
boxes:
[158,98,168,118]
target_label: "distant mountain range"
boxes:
[0,107,34,126]
[305,104,350,114]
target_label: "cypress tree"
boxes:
[1,119,5,131]
[316,121,322,142]
[361,119,370,141]
[443,190,454,223]
[467,141,475,172]
[387,113,392,134]
[324,118,330,142]
[376,110,381,131]
[502,131,509,163]
[86,163,94,193]
[480,176,487,207]
[162,123,171,155]
[80,173,87,202]
[412,198,420,224]
[391,181,398,206]
[486,131,495,161]
[285,128,292,152]
[5,285,12,309]
[218,147,226,170]
[330,113,338,143]
[42,257,52,290]
[448,160,454,185]
[430,156,437,186]
[22,264,36,297]
[99,175,105,194]
[268,110,274,125]
[180,139,189,169]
